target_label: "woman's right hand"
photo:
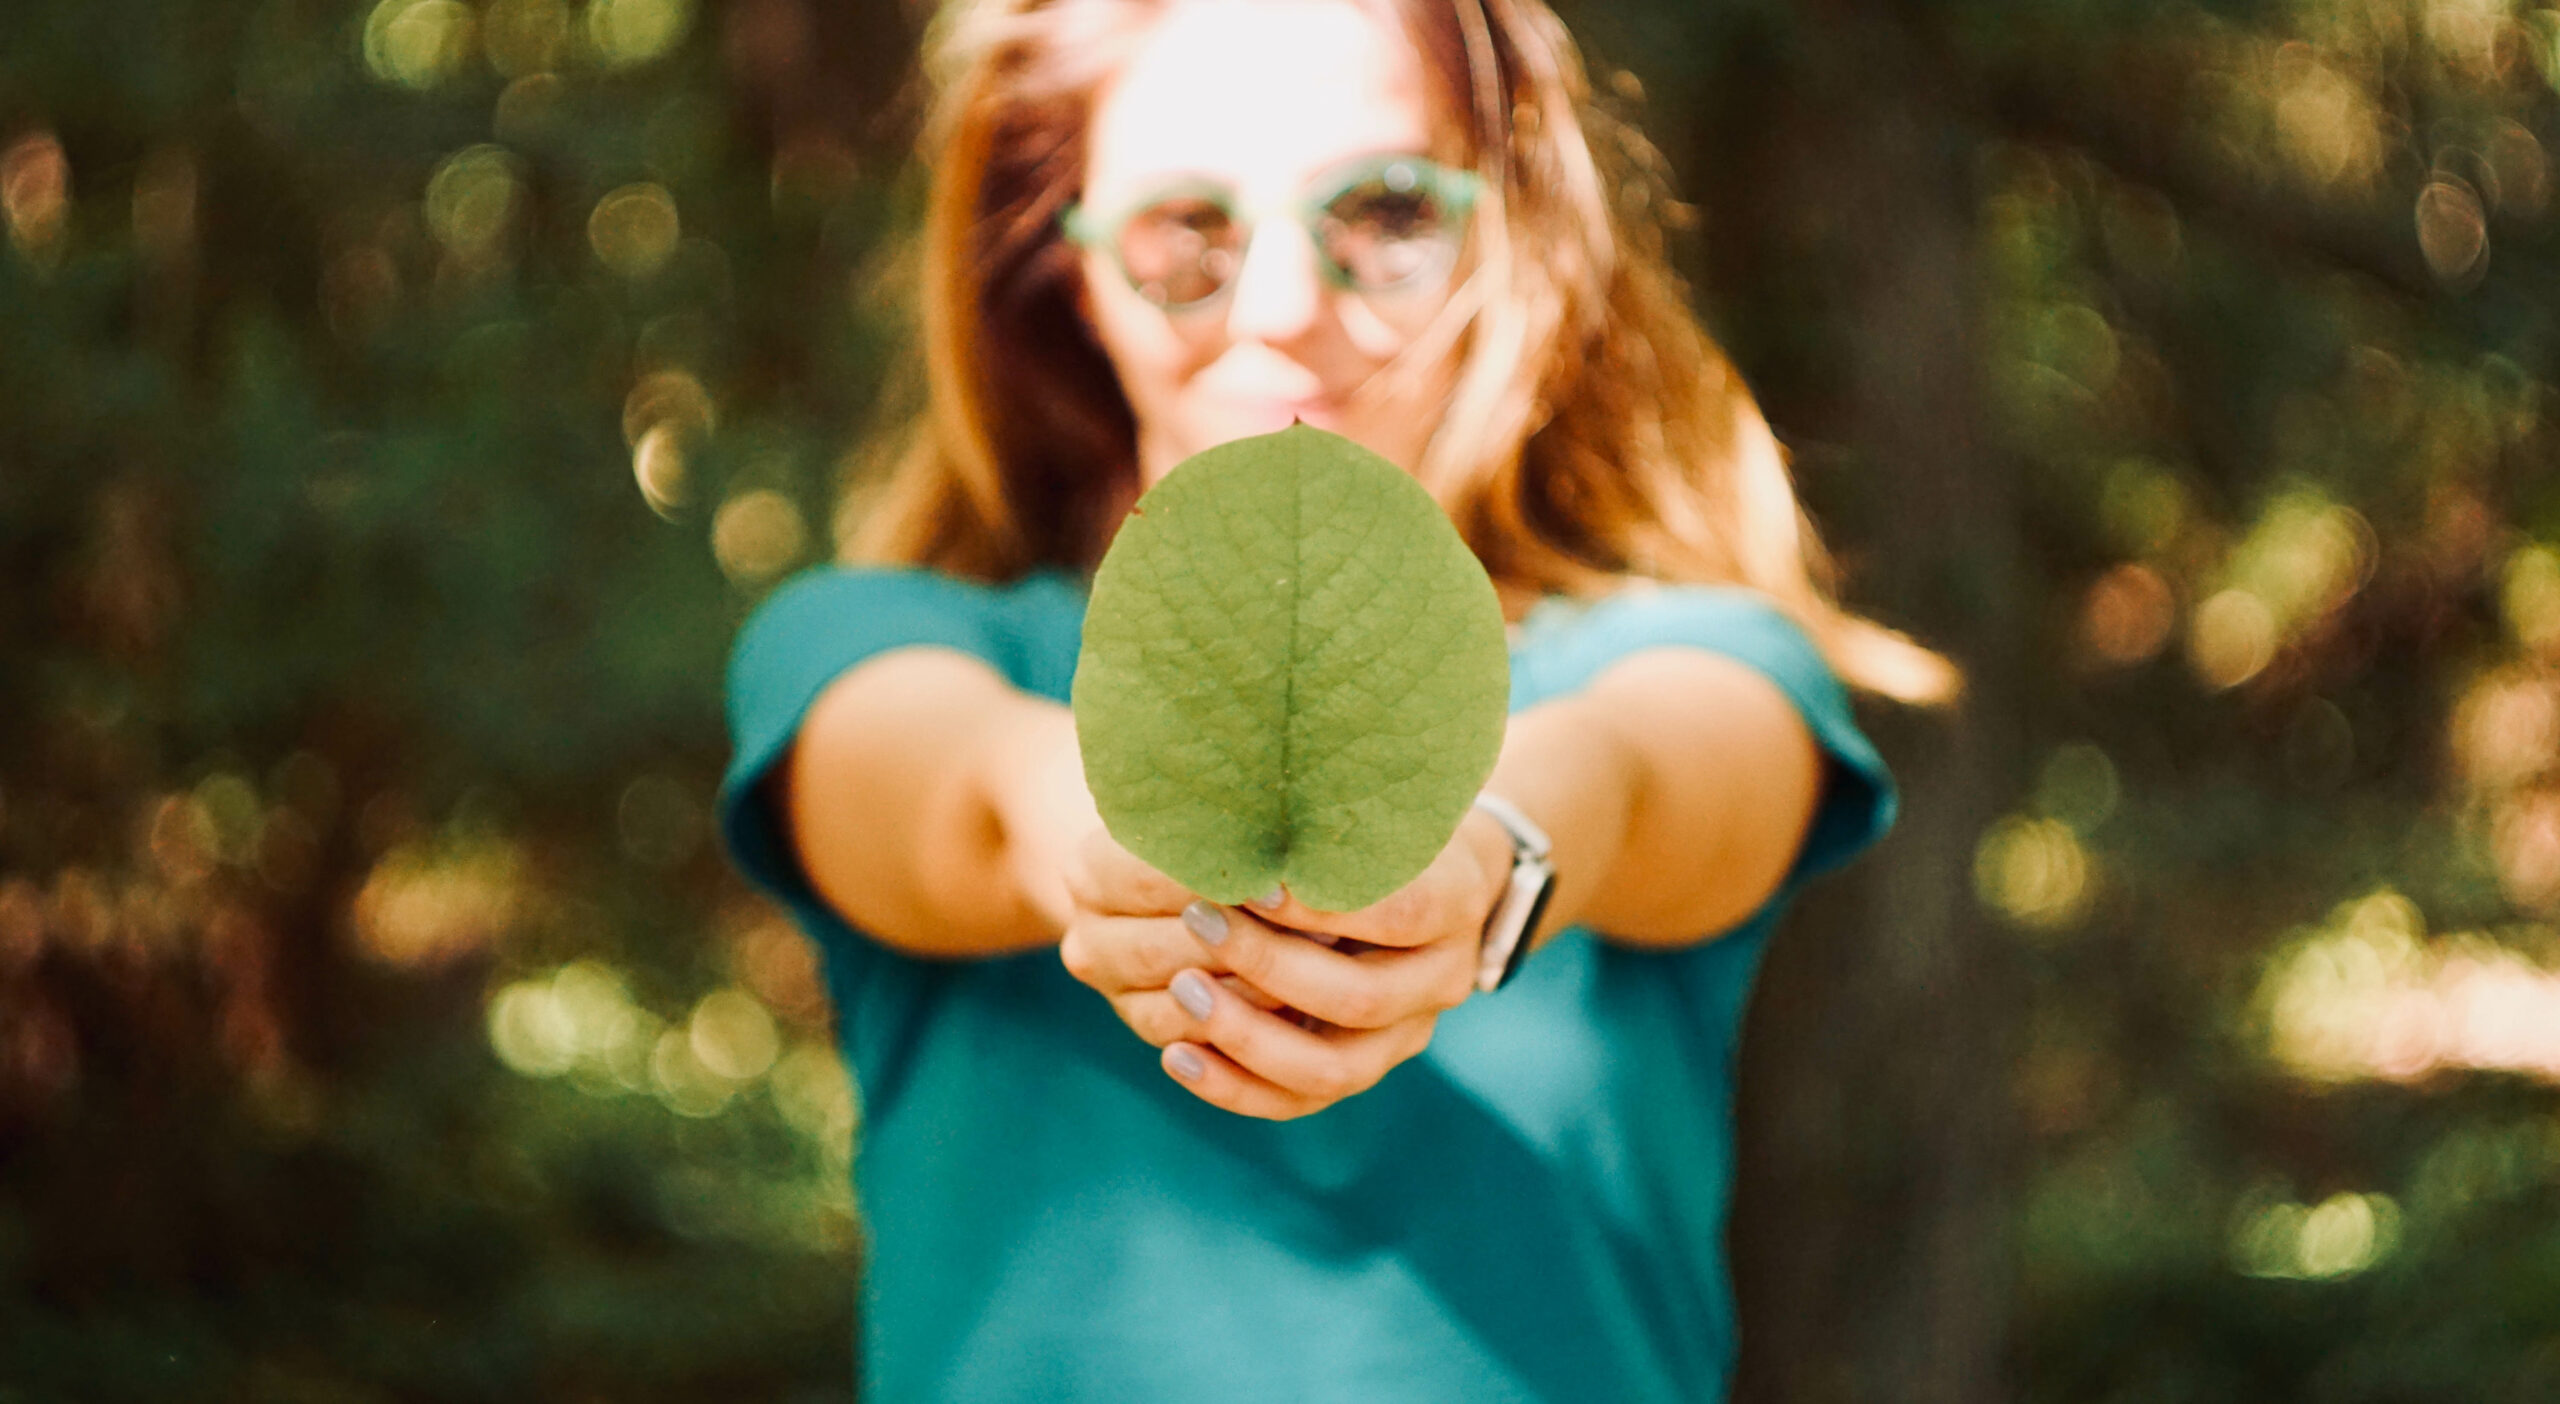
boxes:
[1019,710,1459,1120]
[1054,824,1290,1015]
[986,707,1283,1012]
[1058,813,1509,1120]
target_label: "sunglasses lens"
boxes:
[1097,162,1469,310]
[1117,196,1241,308]
[1318,169,1464,292]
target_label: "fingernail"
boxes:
[1181,900,1229,946]
[1251,886,1285,911]
[1166,1044,1206,1081]
[1171,969,1215,1021]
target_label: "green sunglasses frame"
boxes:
[1061,152,1483,311]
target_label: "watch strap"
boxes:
[1471,793,1558,993]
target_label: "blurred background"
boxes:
[1,0,2556,1398]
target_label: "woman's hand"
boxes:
[1061,814,1515,1120]
[1055,824,1288,1001]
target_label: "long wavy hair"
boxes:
[844,0,1957,703]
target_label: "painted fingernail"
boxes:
[1171,969,1215,1021]
[1166,1044,1206,1081]
[1251,886,1285,911]
[1181,900,1229,946]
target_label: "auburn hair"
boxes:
[843,0,1957,704]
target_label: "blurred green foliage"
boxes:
[0,0,889,1395]
[2,0,2558,1400]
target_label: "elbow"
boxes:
[1590,851,1792,951]
[796,767,1054,961]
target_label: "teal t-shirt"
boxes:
[718,566,1894,1404]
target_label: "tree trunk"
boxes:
[1675,6,2028,1402]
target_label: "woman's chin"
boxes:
[1217,407,1315,440]
[1144,408,1368,484]
[1207,395,1348,437]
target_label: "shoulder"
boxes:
[1515,581,1897,885]
[726,565,1088,739]
[716,565,1088,912]
[1511,581,1838,711]
[734,564,1082,649]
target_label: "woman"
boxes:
[719,0,1953,1398]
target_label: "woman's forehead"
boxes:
[1083,0,1437,204]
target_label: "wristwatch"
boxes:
[1470,792,1558,993]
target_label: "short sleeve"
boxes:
[716,566,1085,919]
[1511,584,1897,897]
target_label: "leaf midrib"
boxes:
[1279,441,1302,876]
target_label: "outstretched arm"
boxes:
[779,646,1094,958]
[1498,644,1827,950]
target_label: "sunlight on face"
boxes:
[1078,0,1467,487]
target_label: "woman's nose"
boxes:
[1223,218,1325,343]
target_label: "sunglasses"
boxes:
[1062,153,1482,313]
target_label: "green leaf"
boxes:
[1072,424,1512,911]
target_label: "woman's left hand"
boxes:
[1127,812,1515,1120]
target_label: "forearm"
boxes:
[1465,692,1641,953]
[780,647,1086,958]
[1478,648,1823,950]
